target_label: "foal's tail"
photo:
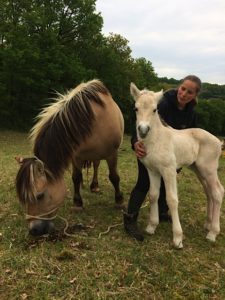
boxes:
[220,139,225,150]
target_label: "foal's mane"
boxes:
[30,79,109,180]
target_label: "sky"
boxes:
[96,0,225,85]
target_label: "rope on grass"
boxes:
[98,222,123,239]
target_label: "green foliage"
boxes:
[200,82,225,100]
[0,0,225,134]
[0,0,102,129]
[196,99,225,135]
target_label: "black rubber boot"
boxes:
[123,212,144,242]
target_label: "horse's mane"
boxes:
[30,79,109,180]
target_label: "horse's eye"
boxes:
[153,108,157,113]
[36,192,44,200]
[133,107,138,112]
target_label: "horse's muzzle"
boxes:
[29,220,55,236]
[138,125,150,138]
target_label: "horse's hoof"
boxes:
[71,206,84,212]
[91,187,100,193]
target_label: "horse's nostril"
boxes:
[29,226,43,236]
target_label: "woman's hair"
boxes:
[181,75,202,93]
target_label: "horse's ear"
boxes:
[130,82,140,100]
[155,90,164,103]
[15,156,24,164]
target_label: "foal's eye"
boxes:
[133,107,138,112]
[153,108,157,113]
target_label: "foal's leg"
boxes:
[90,160,101,193]
[204,173,224,242]
[145,171,161,234]
[72,163,84,211]
[162,170,183,249]
[192,167,213,231]
[106,152,124,209]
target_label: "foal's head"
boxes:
[15,157,66,236]
[130,83,163,139]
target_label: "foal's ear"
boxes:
[154,90,164,103]
[15,156,24,164]
[130,82,140,100]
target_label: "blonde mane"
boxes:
[29,79,109,179]
[30,79,107,143]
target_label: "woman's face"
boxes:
[177,80,198,108]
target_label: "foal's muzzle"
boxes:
[138,124,150,138]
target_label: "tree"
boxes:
[196,99,225,135]
[132,57,158,89]
[0,0,103,129]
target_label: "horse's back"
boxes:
[75,92,124,161]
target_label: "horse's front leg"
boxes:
[106,152,124,209]
[163,169,183,249]
[145,171,161,235]
[72,163,84,211]
[90,160,101,193]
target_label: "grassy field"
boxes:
[0,130,225,300]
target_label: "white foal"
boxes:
[130,82,224,249]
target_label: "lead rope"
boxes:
[25,207,122,239]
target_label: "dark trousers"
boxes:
[127,159,168,214]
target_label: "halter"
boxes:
[25,206,58,221]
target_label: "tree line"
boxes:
[0,0,225,135]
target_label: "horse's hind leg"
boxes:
[106,152,124,209]
[90,160,100,193]
[72,163,84,211]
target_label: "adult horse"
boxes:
[130,82,224,249]
[16,79,124,236]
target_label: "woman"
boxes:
[124,75,202,241]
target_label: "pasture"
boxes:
[0,130,225,299]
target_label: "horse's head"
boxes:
[15,156,66,236]
[130,82,163,139]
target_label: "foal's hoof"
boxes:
[145,224,156,235]
[173,234,183,249]
[206,231,216,242]
[173,240,183,249]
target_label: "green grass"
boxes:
[0,130,225,299]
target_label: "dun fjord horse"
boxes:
[130,82,224,248]
[16,80,124,236]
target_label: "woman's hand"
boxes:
[134,141,146,158]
